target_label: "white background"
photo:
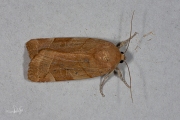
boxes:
[0,0,180,120]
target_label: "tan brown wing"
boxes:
[26,38,107,59]
[27,38,121,82]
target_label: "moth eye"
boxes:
[120,60,124,63]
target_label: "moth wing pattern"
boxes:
[27,38,102,59]
[27,38,121,82]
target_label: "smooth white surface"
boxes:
[0,0,180,120]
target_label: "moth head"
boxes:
[119,52,126,63]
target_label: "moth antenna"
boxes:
[124,10,135,53]
[125,61,133,103]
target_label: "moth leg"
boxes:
[100,72,111,97]
[116,32,138,48]
[114,67,130,88]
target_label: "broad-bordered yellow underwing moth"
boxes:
[26,12,137,101]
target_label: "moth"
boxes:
[26,12,137,100]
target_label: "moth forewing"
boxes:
[27,38,121,82]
